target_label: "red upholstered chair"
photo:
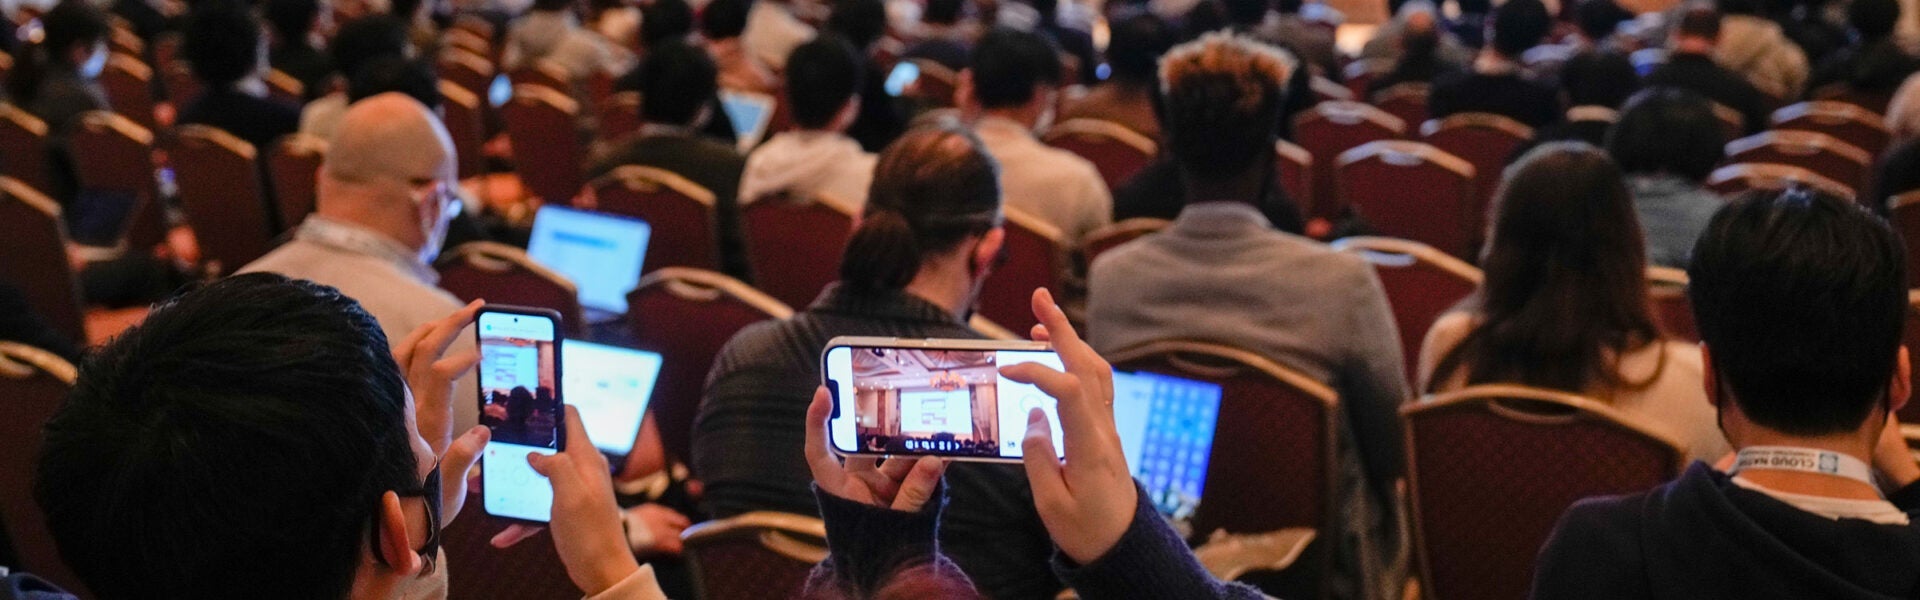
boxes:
[108,24,144,56]
[682,512,828,600]
[1724,130,1872,192]
[1705,163,1856,201]
[0,342,87,596]
[600,91,643,142]
[440,49,496,102]
[1292,101,1406,220]
[1810,82,1892,115]
[442,490,581,600]
[434,241,586,336]
[439,81,487,180]
[626,268,793,467]
[1081,217,1170,266]
[1646,266,1697,342]
[503,84,587,205]
[1894,192,1920,288]
[264,69,305,105]
[69,111,167,251]
[1419,112,1534,239]
[1772,101,1893,159]
[1336,140,1478,259]
[905,59,958,109]
[444,27,492,59]
[1903,290,1920,422]
[164,61,202,107]
[267,134,327,231]
[1331,236,1484,386]
[1369,83,1430,135]
[1275,139,1312,208]
[1042,118,1158,191]
[1309,75,1354,103]
[173,125,275,274]
[1343,58,1392,98]
[98,53,157,130]
[1404,385,1683,600]
[978,208,1068,336]
[0,104,57,196]
[0,178,84,346]
[1565,105,1619,126]
[741,191,856,309]
[1708,100,1745,143]
[507,59,570,92]
[588,165,720,273]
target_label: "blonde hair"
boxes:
[1157,32,1295,115]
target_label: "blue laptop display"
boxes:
[1112,370,1223,521]
[526,205,650,315]
[560,341,664,461]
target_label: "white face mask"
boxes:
[78,41,108,79]
[414,183,459,265]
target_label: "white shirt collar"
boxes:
[294,216,439,284]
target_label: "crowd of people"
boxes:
[5,0,1920,596]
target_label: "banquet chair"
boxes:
[442,489,582,600]
[741,191,856,309]
[682,512,828,600]
[1081,217,1171,266]
[626,268,793,468]
[1293,101,1405,220]
[1646,266,1698,342]
[502,84,586,206]
[0,178,85,345]
[1331,236,1484,386]
[1042,118,1158,192]
[267,134,328,231]
[1904,290,1920,422]
[1894,191,1920,288]
[98,53,156,130]
[588,165,720,273]
[435,241,586,336]
[0,104,57,197]
[1419,113,1533,240]
[978,208,1068,336]
[1705,163,1855,201]
[1724,130,1871,192]
[1275,139,1313,209]
[439,81,487,180]
[1336,141,1477,259]
[1369,83,1430,137]
[69,110,166,251]
[173,124,275,274]
[1771,101,1893,159]
[0,342,86,596]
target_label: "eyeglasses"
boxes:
[370,459,443,575]
[410,178,464,220]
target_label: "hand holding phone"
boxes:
[475,305,566,523]
[805,386,948,511]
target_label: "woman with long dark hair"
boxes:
[1419,142,1730,463]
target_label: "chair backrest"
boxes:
[439,49,496,101]
[109,23,145,56]
[164,61,202,106]
[1564,105,1619,125]
[1771,101,1893,158]
[69,111,166,250]
[1293,101,1406,219]
[1810,82,1892,116]
[1082,217,1171,266]
[1330,236,1483,386]
[1705,162,1856,200]
[98,53,156,130]
[507,59,571,91]
[1336,140,1478,259]
[443,27,492,58]
[1274,139,1312,208]
[682,512,828,600]
[441,489,581,600]
[588,165,720,273]
[267,134,327,231]
[0,342,86,595]
[1404,385,1683,600]
[905,59,958,108]
[438,81,487,180]
[264,69,305,104]
[0,104,56,197]
[601,90,643,142]
[1890,192,1920,288]
[1708,100,1745,143]
[1419,112,1534,240]
[434,241,587,336]
[1107,340,1339,539]
[626,268,793,466]
[1041,118,1158,191]
[501,84,586,205]
[1724,130,1871,191]
[1309,75,1354,103]
[1645,266,1697,342]
[1344,58,1393,98]
[741,191,856,309]
[173,125,275,275]
[1369,82,1431,135]
[0,178,84,345]
[978,208,1068,336]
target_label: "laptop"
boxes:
[719,89,776,151]
[526,205,651,323]
[561,340,665,468]
[1111,370,1223,521]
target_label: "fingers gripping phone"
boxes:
[474,306,566,522]
[821,337,1067,462]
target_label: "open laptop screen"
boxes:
[526,205,650,314]
[561,341,664,457]
[719,90,775,151]
[1112,370,1223,521]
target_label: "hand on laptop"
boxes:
[1000,288,1138,565]
[805,386,948,512]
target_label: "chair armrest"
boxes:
[1191,528,1318,582]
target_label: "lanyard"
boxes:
[1730,446,1879,490]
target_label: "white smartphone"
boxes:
[820,336,1067,462]
[474,306,565,523]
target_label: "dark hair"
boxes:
[700,0,750,40]
[636,39,718,125]
[1871,140,1920,213]
[640,0,695,46]
[828,0,888,50]
[923,0,964,25]
[1573,0,1630,41]
[841,122,1003,291]
[1850,0,1899,40]
[331,16,412,79]
[4,0,109,103]
[1676,4,1721,39]
[1458,0,1493,15]
[1607,87,1725,181]
[1689,188,1907,435]
[348,56,442,108]
[786,36,864,129]
[265,0,322,48]
[1430,143,1661,395]
[1718,0,1760,16]
[1160,33,1289,183]
[1275,0,1303,14]
[1489,0,1549,57]
[1106,12,1175,84]
[36,273,419,599]
[968,28,1062,109]
[531,0,573,13]
[185,0,265,89]
[1561,50,1639,108]
[1221,0,1268,26]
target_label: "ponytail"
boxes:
[840,208,925,292]
[835,122,1003,294]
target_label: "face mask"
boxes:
[414,184,458,265]
[79,42,107,79]
[389,551,450,600]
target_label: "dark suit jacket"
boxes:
[177,88,303,152]
[1428,69,1563,128]
[1645,53,1771,135]
[587,132,752,282]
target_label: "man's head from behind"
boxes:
[962,28,1063,121]
[184,0,268,90]
[1488,0,1550,59]
[37,273,436,599]
[1673,3,1721,51]
[636,40,719,127]
[318,93,459,259]
[1689,188,1908,438]
[1159,32,1291,188]
[786,36,864,132]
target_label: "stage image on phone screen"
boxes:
[477,311,560,522]
[825,346,1065,460]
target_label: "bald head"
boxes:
[317,93,457,252]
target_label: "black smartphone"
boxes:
[474,305,566,523]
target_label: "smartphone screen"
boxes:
[883,62,920,98]
[823,343,1066,461]
[476,308,563,522]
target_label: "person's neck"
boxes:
[1730,421,1884,501]
[316,205,425,255]
[980,107,1038,132]
[901,262,972,321]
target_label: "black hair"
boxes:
[531,0,573,13]
[1276,0,1302,14]
[785,36,864,129]
[1676,4,1721,39]
[842,122,1003,291]
[700,0,750,40]
[4,0,109,103]
[827,0,888,51]
[1489,0,1549,58]
[923,0,963,25]
[184,0,265,89]
[1606,87,1726,181]
[265,0,322,48]
[1871,140,1920,213]
[1221,0,1268,26]
[640,0,695,46]
[1458,0,1493,15]
[1718,0,1760,16]
[1561,50,1639,108]
[1161,34,1289,183]
[1106,12,1175,84]
[1850,0,1899,40]
[348,55,442,109]
[1573,0,1630,41]
[36,273,420,599]
[1689,188,1907,436]
[636,39,718,125]
[331,16,412,80]
[968,28,1062,109]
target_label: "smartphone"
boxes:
[820,337,1067,462]
[474,305,566,523]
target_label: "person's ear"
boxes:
[1701,343,1722,410]
[1891,346,1911,416]
[973,227,1006,274]
[376,491,423,576]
